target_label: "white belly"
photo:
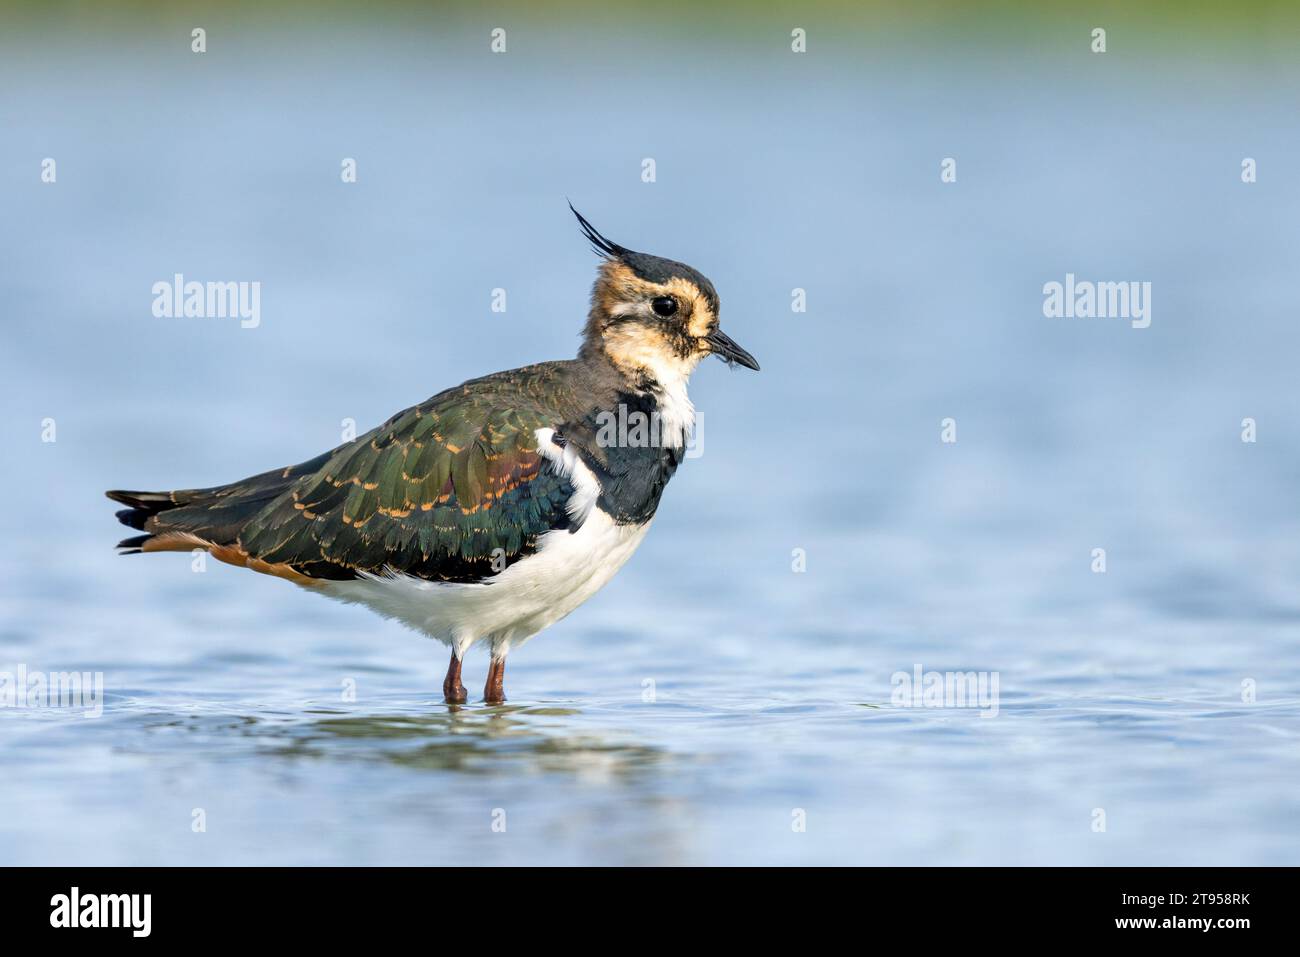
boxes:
[318,509,652,657]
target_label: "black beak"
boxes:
[705,329,760,371]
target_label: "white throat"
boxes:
[646,361,696,450]
[598,330,700,450]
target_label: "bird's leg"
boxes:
[442,651,467,704]
[484,656,507,705]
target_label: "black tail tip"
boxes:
[115,508,148,530]
[106,489,170,508]
[116,534,151,552]
[108,489,174,531]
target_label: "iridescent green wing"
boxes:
[238,383,575,581]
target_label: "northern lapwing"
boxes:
[107,206,759,704]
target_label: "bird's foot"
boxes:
[443,652,468,705]
[484,656,507,704]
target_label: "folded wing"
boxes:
[238,392,575,582]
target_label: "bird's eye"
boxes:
[650,296,678,317]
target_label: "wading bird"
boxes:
[107,206,758,703]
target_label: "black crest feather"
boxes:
[568,201,628,260]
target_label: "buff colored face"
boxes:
[594,261,758,380]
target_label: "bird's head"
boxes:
[571,204,759,389]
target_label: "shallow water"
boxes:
[2,16,1299,865]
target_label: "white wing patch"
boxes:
[534,427,600,525]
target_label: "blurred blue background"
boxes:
[2,2,1299,865]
